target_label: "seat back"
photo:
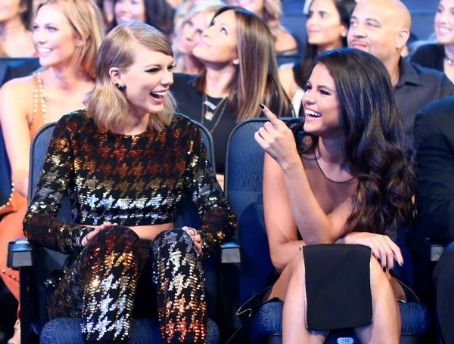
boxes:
[26,114,218,333]
[225,117,302,304]
[0,57,40,85]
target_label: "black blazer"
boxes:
[414,96,454,244]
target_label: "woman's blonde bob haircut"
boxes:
[36,0,104,79]
[86,22,176,132]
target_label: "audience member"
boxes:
[112,0,174,37]
[171,5,292,184]
[96,0,114,28]
[279,0,355,114]
[227,0,298,54]
[256,48,414,342]
[0,0,104,342]
[411,0,454,82]
[348,0,454,140]
[23,22,236,343]
[414,97,454,344]
[0,0,35,57]
[173,1,224,74]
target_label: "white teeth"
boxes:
[151,91,167,97]
[38,48,52,53]
[305,109,322,117]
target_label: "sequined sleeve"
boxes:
[23,116,93,254]
[184,125,236,257]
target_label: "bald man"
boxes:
[348,0,454,140]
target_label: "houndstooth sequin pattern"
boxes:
[152,229,207,343]
[24,110,236,256]
[23,111,237,342]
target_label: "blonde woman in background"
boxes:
[173,0,224,74]
[0,1,104,342]
[227,0,298,54]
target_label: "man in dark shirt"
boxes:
[348,0,454,140]
[414,97,454,344]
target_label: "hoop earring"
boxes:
[115,83,126,91]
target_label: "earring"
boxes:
[115,83,126,91]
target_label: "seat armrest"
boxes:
[7,237,33,269]
[221,242,241,264]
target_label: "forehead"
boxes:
[213,10,237,26]
[439,0,454,7]
[310,0,338,12]
[131,43,173,64]
[309,63,335,86]
[34,4,69,23]
[352,1,393,23]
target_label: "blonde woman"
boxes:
[227,0,298,54]
[0,0,104,342]
[173,0,224,74]
[24,22,236,343]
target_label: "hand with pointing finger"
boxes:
[254,104,300,166]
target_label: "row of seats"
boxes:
[8,117,431,343]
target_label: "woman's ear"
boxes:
[108,67,122,84]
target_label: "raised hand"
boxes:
[254,104,299,167]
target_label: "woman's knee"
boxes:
[153,228,198,254]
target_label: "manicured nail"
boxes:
[259,103,265,109]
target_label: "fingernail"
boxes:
[259,103,265,109]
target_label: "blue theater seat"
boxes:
[224,118,430,343]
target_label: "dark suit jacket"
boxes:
[414,96,454,244]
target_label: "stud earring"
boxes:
[115,83,126,91]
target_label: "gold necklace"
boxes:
[32,72,48,124]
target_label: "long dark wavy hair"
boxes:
[301,48,415,236]
[296,0,356,89]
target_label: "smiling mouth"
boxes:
[150,90,167,99]
[305,109,322,118]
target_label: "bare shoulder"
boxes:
[0,75,34,117]
[275,27,298,54]
[0,75,34,98]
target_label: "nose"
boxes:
[350,23,365,38]
[33,28,46,45]
[161,69,173,86]
[202,25,214,40]
[302,89,316,106]
[436,9,447,23]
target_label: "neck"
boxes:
[182,54,204,75]
[115,111,150,135]
[444,45,454,62]
[43,66,91,92]
[384,56,401,87]
[317,136,347,165]
[0,17,27,39]
[316,41,343,54]
[204,64,236,98]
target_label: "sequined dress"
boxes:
[23,110,236,343]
